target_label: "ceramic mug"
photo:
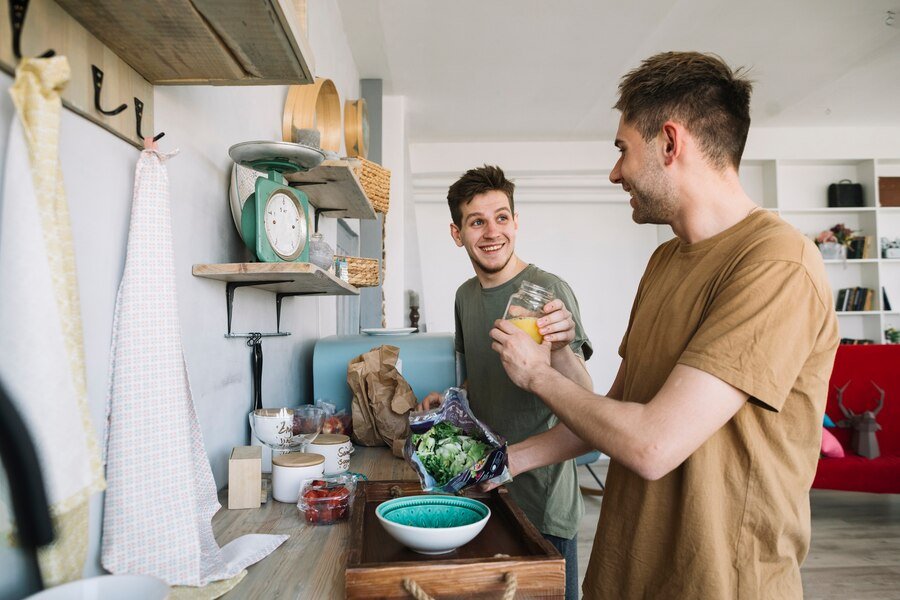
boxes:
[249,408,295,450]
[307,434,354,475]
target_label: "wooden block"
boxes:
[228,446,262,510]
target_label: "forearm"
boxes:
[550,346,592,391]
[508,423,593,476]
[527,365,660,479]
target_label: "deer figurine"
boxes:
[835,380,885,459]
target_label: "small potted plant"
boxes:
[886,326,900,345]
[816,224,854,260]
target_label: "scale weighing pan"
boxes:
[228,140,326,174]
[227,141,326,264]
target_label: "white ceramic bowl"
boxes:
[375,496,490,555]
[25,574,169,599]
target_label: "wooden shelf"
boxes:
[55,0,315,85]
[285,159,377,221]
[823,259,879,264]
[192,262,358,296]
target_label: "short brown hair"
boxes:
[447,165,515,228]
[615,51,752,170]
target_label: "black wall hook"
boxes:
[10,0,55,60]
[91,65,127,116]
[134,97,164,142]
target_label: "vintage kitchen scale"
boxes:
[228,141,325,263]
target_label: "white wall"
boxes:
[0,3,360,594]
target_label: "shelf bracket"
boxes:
[313,207,346,232]
[225,280,293,338]
[276,292,328,333]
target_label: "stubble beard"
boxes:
[467,246,514,275]
[630,159,677,225]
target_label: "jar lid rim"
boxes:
[272,452,325,467]
[311,433,350,445]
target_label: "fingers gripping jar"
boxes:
[503,280,555,344]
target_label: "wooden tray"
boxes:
[346,481,564,599]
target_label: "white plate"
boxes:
[361,327,416,336]
[230,162,262,236]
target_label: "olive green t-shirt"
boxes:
[583,210,839,599]
[455,264,593,539]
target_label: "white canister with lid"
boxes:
[271,452,325,503]
[307,434,354,475]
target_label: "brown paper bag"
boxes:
[347,345,418,457]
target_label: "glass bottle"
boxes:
[503,280,555,344]
[309,232,335,271]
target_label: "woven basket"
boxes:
[355,158,391,214]
[335,256,380,287]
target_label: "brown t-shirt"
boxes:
[583,210,839,599]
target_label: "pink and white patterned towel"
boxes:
[101,148,286,586]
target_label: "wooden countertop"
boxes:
[213,446,417,599]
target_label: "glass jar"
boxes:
[309,232,335,271]
[503,280,555,344]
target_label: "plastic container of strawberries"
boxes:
[297,474,357,525]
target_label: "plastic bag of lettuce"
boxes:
[404,387,510,493]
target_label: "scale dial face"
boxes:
[264,191,307,260]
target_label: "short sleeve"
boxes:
[678,261,830,412]
[552,280,593,362]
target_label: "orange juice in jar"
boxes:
[503,281,555,344]
[510,316,543,344]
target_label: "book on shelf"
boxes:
[839,338,875,345]
[835,286,874,311]
[836,288,847,311]
[885,287,893,312]
[843,236,874,259]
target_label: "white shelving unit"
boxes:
[739,158,900,343]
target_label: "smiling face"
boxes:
[450,189,519,278]
[610,116,677,225]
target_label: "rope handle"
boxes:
[402,571,517,600]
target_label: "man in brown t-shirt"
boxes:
[487,52,839,598]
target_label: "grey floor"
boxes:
[576,461,900,599]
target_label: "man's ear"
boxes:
[661,121,682,166]
[450,222,463,247]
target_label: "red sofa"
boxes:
[812,344,900,494]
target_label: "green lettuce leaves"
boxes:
[410,422,492,487]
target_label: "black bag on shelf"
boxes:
[827,179,864,207]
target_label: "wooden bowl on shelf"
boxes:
[344,99,369,159]
[282,77,342,153]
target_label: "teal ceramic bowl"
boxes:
[376,496,491,554]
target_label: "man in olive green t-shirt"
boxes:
[422,165,593,600]
[488,53,839,599]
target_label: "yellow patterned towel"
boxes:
[0,57,105,585]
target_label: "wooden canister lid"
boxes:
[272,452,324,468]
[312,433,350,445]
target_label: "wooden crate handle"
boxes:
[402,572,518,600]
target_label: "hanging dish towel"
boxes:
[101,147,286,590]
[0,56,106,586]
